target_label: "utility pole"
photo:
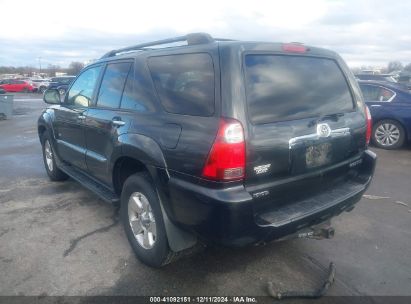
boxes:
[37,57,42,75]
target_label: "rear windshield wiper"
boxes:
[308,113,344,127]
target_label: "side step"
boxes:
[59,164,120,204]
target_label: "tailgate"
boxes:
[242,53,367,195]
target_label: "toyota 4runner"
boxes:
[38,33,376,267]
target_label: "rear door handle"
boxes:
[78,115,86,120]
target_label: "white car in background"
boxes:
[31,79,51,93]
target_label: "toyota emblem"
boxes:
[317,123,331,137]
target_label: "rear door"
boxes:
[83,61,133,185]
[242,54,365,190]
[15,80,26,92]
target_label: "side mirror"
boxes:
[43,89,61,104]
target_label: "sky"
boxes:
[0,0,410,68]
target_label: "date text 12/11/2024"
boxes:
[149,296,258,303]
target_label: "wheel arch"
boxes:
[112,135,197,252]
[37,111,55,143]
[38,124,47,140]
[111,133,168,193]
[112,156,148,196]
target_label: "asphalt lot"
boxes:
[0,93,410,298]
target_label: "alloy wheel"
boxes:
[128,192,157,249]
[44,140,54,172]
[375,123,400,147]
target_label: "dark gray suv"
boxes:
[39,33,376,267]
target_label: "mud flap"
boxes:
[147,165,198,253]
[159,203,198,252]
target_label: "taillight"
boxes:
[365,106,372,145]
[202,118,245,181]
[282,43,307,53]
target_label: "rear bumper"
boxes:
[165,150,376,246]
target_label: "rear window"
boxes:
[244,55,354,124]
[148,53,215,116]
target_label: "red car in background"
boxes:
[0,79,35,92]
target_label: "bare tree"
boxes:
[68,61,85,76]
[403,63,411,72]
[350,67,362,74]
[46,64,60,77]
[387,61,403,73]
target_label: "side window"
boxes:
[148,53,215,116]
[379,88,395,101]
[120,64,156,112]
[66,66,101,107]
[360,85,394,102]
[97,62,131,108]
[360,85,379,102]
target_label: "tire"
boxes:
[41,133,69,181]
[58,88,66,95]
[121,172,174,267]
[372,119,405,150]
[22,87,28,93]
[39,86,47,94]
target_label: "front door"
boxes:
[53,65,102,170]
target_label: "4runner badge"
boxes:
[254,164,271,174]
[317,123,332,138]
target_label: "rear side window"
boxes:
[97,62,131,108]
[61,78,73,84]
[244,55,354,124]
[148,53,215,116]
[360,84,395,102]
[120,64,156,112]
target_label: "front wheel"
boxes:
[41,133,68,181]
[121,172,174,267]
[372,119,405,150]
[58,88,66,95]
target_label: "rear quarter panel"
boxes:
[129,45,222,178]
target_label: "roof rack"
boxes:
[101,33,234,59]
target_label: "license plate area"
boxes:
[305,142,332,168]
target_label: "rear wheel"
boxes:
[372,119,405,150]
[121,172,173,267]
[41,133,68,181]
